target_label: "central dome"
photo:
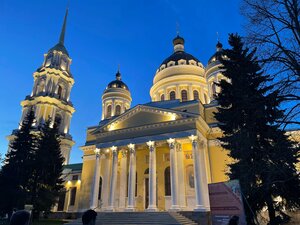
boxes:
[150,35,207,103]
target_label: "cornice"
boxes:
[94,117,197,139]
[21,96,75,114]
[33,68,74,85]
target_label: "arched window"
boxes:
[164,167,171,196]
[106,105,112,118]
[115,105,121,116]
[98,177,102,200]
[169,91,176,100]
[57,85,63,99]
[160,94,165,101]
[204,94,208,104]
[37,80,45,94]
[193,90,199,100]
[55,114,62,125]
[181,90,188,102]
[211,83,216,95]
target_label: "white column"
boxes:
[146,141,158,211]
[176,143,186,208]
[107,146,118,211]
[90,148,102,209]
[102,152,112,209]
[126,143,136,211]
[189,135,210,211]
[119,150,128,210]
[167,138,180,210]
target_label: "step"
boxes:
[65,212,192,225]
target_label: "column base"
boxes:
[194,205,209,212]
[125,207,136,212]
[104,206,115,212]
[169,205,181,211]
[145,206,158,212]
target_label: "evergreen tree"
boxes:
[215,34,300,225]
[30,117,64,217]
[0,108,38,213]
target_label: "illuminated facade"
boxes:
[7,9,75,165]
[58,35,233,212]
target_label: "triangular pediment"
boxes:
[92,105,198,134]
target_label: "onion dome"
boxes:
[158,35,201,71]
[105,70,129,91]
[208,41,225,64]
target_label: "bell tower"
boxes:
[7,9,75,165]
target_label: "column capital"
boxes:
[188,135,198,143]
[167,138,176,148]
[94,148,101,158]
[111,146,118,155]
[127,143,135,154]
[146,141,155,152]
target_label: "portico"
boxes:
[87,125,210,212]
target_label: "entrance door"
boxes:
[145,178,149,209]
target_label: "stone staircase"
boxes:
[65,212,198,225]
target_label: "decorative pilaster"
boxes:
[90,148,102,209]
[107,146,118,211]
[126,143,136,211]
[119,149,128,210]
[167,138,180,210]
[146,141,158,211]
[189,135,210,211]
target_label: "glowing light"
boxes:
[66,180,71,186]
[111,146,117,151]
[106,149,109,153]
[189,135,197,142]
[167,138,175,144]
[170,113,177,120]
[146,140,155,147]
[77,180,81,184]
[127,143,135,149]
[108,123,116,131]
[94,148,100,154]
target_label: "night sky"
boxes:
[0,0,245,163]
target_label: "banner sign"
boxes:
[209,180,246,225]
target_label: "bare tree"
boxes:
[242,0,300,127]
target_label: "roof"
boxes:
[106,79,129,91]
[48,43,69,56]
[63,163,82,171]
[160,51,200,68]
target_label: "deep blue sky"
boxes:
[0,0,245,163]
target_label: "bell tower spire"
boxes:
[59,7,68,45]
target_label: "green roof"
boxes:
[63,163,83,171]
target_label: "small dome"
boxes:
[208,41,225,64]
[48,43,69,56]
[106,71,129,91]
[173,35,185,46]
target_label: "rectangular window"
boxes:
[72,175,79,180]
[70,187,77,206]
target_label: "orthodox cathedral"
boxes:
[8,9,232,213]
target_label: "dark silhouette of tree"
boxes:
[0,108,38,214]
[242,0,300,127]
[215,34,300,225]
[30,118,64,218]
